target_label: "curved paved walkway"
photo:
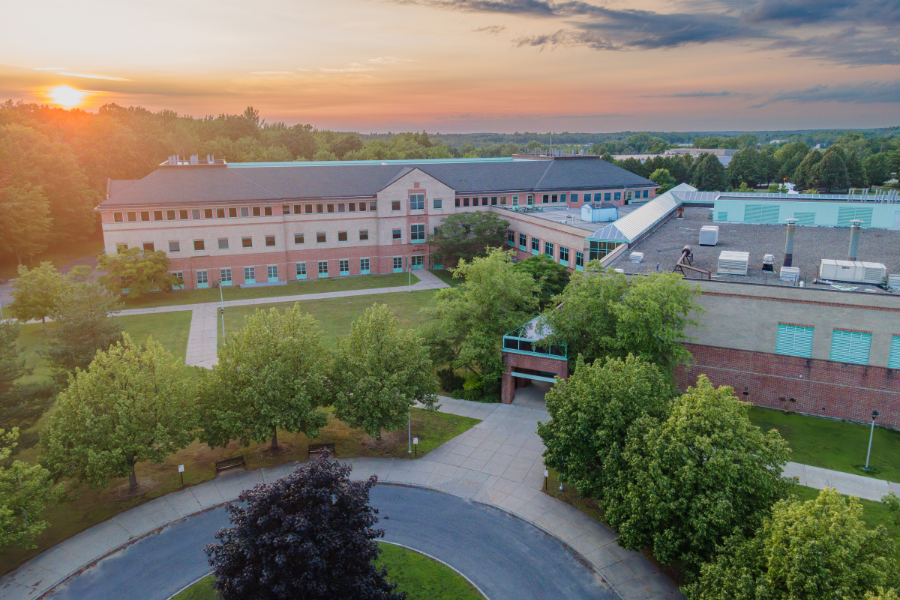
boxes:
[46,486,614,600]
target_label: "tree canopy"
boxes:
[97,247,179,299]
[510,254,571,309]
[205,457,404,600]
[7,262,67,324]
[427,211,509,268]
[0,428,59,548]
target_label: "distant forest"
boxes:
[0,100,898,266]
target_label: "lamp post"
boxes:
[865,410,879,471]
[407,256,411,293]
[407,406,412,454]
[218,280,226,341]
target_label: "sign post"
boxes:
[178,464,185,487]
[413,437,419,458]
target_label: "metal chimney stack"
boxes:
[848,220,861,261]
[784,218,797,268]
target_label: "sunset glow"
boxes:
[46,85,87,109]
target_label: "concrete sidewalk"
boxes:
[784,462,900,502]
[0,397,683,600]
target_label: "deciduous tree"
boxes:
[427,211,509,269]
[690,153,728,191]
[205,457,404,600]
[0,322,29,398]
[686,488,898,600]
[332,304,438,439]
[606,376,791,577]
[40,336,198,489]
[649,168,676,193]
[0,428,59,548]
[200,305,332,450]
[537,355,673,505]
[97,247,178,299]
[0,185,52,264]
[511,254,570,308]
[8,262,67,324]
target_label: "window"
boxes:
[282,205,291,215]
[296,263,307,280]
[338,203,345,213]
[643,189,649,199]
[584,194,591,203]
[265,235,275,247]
[244,266,256,284]
[393,257,403,273]
[482,197,489,206]
[570,194,578,203]
[349,203,356,212]
[614,192,621,202]
[166,210,176,220]
[410,194,424,210]
[560,194,567,203]
[500,196,507,205]
[360,258,370,274]
[551,194,558,203]
[392,200,402,211]
[559,246,569,266]
[220,268,232,286]
[411,256,424,270]
[360,230,369,241]
[194,240,205,251]
[339,259,350,276]
[116,243,128,253]
[507,230,515,246]
[531,237,540,254]
[604,193,611,201]
[369,201,377,211]
[519,233,527,250]
[241,207,250,217]
[294,205,303,215]
[242,237,252,248]
[316,232,326,243]
[455,198,461,207]
[191,209,202,220]
[411,224,425,242]
[218,238,229,250]
[776,324,814,358]
[294,233,304,244]
[216,208,226,219]
[267,265,278,282]
[434,227,439,235]
[139,211,149,221]
[830,329,872,365]
[264,206,273,216]
[463,198,470,207]
[316,204,324,214]
[392,229,402,241]
[114,212,123,222]
[527,194,534,206]
[326,204,335,213]
[625,191,633,203]
[172,272,184,290]
[318,261,329,277]
[542,195,549,204]
[168,241,180,253]
[179,210,189,220]
[544,241,554,258]
[575,251,584,271]
[143,242,155,252]
[196,270,209,288]
[433,198,443,209]
[889,336,900,369]
[205,209,214,219]
[305,204,313,214]
[253,207,262,217]
[589,240,621,261]
[127,212,137,222]
[337,231,347,242]
[229,207,238,218]
[512,195,519,207]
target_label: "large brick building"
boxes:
[99,155,657,289]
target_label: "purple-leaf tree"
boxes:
[204,456,405,600]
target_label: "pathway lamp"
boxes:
[865,410,879,471]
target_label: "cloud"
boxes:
[367,56,413,64]
[752,81,900,107]
[58,72,130,81]
[642,91,733,98]
[472,25,507,33]
[319,62,377,73]
[741,0,900,27]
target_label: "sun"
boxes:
[47,85,87,108]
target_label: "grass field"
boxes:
[748,406,900,482]
[173,543,484,600]
[0,408,480,575]
[431,268,463,287]
[220,289,437,346]
[120,273,419,309]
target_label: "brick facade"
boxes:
[676,343,900,429]
[501,352,569,404]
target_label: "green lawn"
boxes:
[431,268,463,287]
[121,273,419,309]
[220,289,437,346]
[173,543,484,600]
[748,407,900,482]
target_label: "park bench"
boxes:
[215,455,246,473]
[308,443,335,459]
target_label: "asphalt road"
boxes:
[47,485,613,600]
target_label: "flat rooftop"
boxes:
[500,204,643,233]
[608,207,900,293]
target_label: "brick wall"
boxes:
[501,351,569,404]
[676,343,900,429]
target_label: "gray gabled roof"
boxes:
[100,158,656,208]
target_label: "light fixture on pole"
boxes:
[218,280,226,340]
[865,410,879,471]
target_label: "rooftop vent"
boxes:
[718,251,750,276]
[780,266,800,283]
[819,260,886,285]
[699,226,718,246]
[630,252,644,263]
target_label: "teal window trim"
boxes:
[775,324,814,358]
[889,336,900,369]
[829,329,872,365]
[502,334,567,360]
[559,259,569,267]
[339,260,350,276]
[510,371,558,383]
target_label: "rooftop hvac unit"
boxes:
[889,274,900,291]
[699,226,719,246]
[819,260,887,284]
[780,266,800,282]
[718,251,750,276]
[630,252,644,263]
[762,254,775,272]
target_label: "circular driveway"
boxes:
[46,485,613,600]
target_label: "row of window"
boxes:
[122,224,431,254]
[776,324,900,367]
[506,230,584,270]
[112,201,382,223]
[173,256,427,287]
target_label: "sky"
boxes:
[1,0,898,133]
